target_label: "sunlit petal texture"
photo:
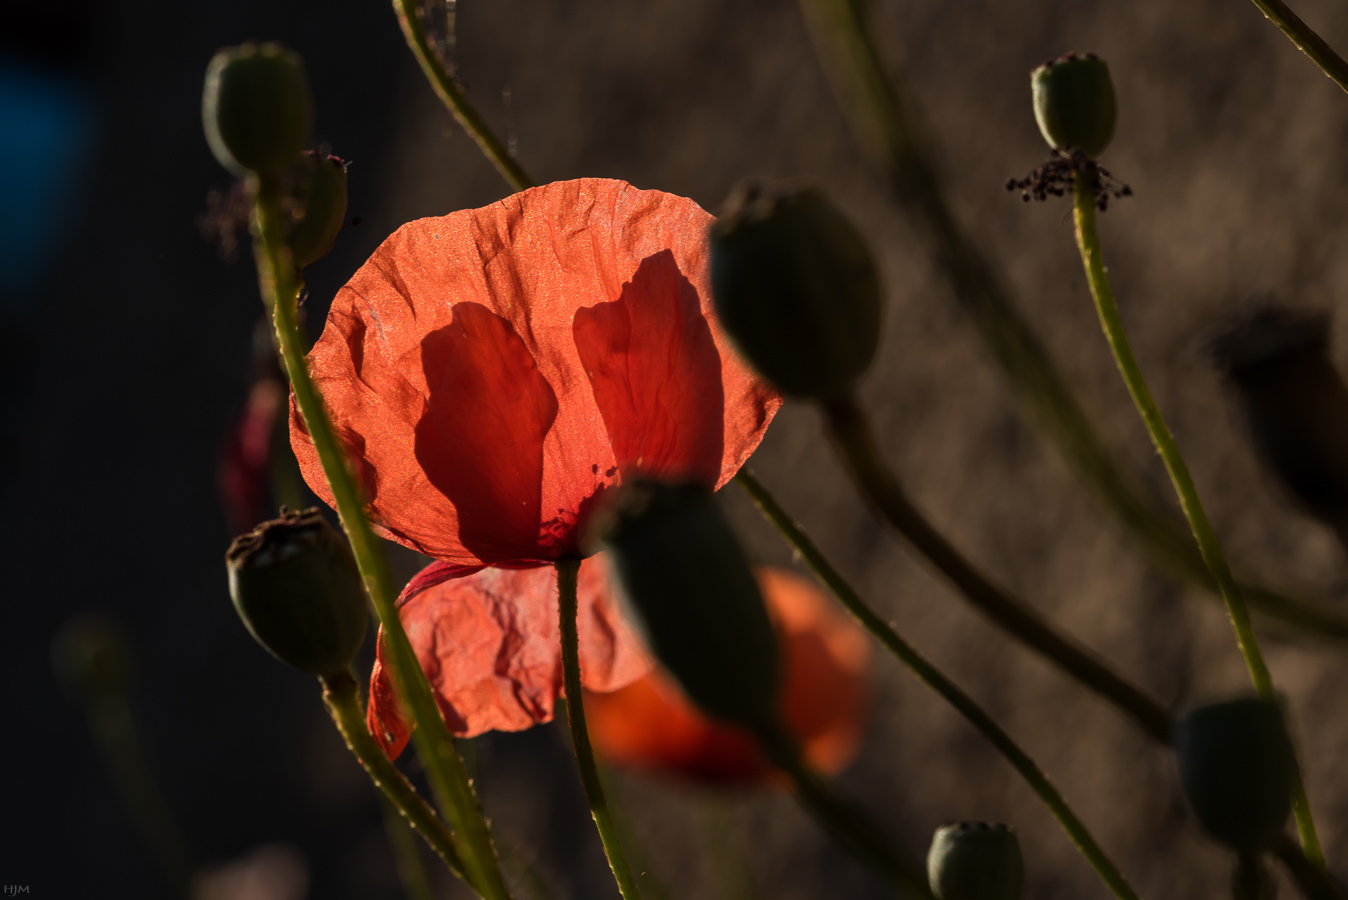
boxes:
[291,178,780,566]
[583,568,872,785]
[368,558,652,757]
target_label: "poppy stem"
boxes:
[753,723,933,898]
[555,559,645,900]
[1070,170,1325,870]
[320,670,467,884]
[389,0,534,192]
[1243,0,1348,95]
[736,468,1143,900]
[250,176,514,900]
[796,0,1348,645]
[815,395,1174,745]
[1270,832,1346,899]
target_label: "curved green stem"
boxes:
[817,395,1173,744]
[1272,833,1346,899]
[736,469,1143,900]
[390,0,534,191]
[1070,171,1324,869]
[555,559,644,900]
[1245,0,1348,95]
[251,177,512,900]
[753,724,932,898]
[795,0,1348,644]
[320,670,467,883]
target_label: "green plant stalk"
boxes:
[1245,0,1348,95]
[737,469,1143,900]
[379,793,438,900]
[1070,171,1324,869]
[753,723,933,899]
[390,0,534,191]
[250,176,512,900]
[320,670,467,884]
[555,559,644,900]
[795,0,1348,644]
[819,395,1173,744]
[1271,833,1346,900]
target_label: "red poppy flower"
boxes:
[290,178,781,749]
[367,558,651,755]
[583,568,872,785]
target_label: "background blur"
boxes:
[5,0,1348,896]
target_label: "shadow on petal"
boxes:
[415,302,559,563]
[574,250,725,486]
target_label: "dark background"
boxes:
[5,0,1348,897]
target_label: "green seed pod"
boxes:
[594,481,779,730]
[1176,696,1298,851]
[927,822,1025,900]
[1031,52,1116,158]
[291,152,348,269]
[226,507,369,677]
[203,42,313,177]
[710,183,882,400]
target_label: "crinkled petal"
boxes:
[292,179,780,564]
[583,568,872,785]
[368,557,652,757]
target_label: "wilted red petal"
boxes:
[292,179,780,565]
[368,557,652,757]
[583,568,871,785]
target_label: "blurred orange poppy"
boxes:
[584,568,872,784]
[289,179,780,750]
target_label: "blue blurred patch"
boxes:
[0,55,95,312]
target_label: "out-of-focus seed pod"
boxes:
[1175,696,1298,851]
[203,42,313,177]
[226,507,368,677]
[593,480,779,731]
[1031,52,1116,158]
[1208,308,1348,540]
[709,183,882,400]
[927,822,1025,900]
[291,152,348,269]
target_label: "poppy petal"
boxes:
[583,568,871,785]
[292,179,780,564]
[368,557,652,757]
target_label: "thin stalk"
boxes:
[1271,833,1347,900]
[390,0,534,191]
[379,794,437,900]
[753,724,933,899]
[817,395,1173,744]
[555,559,644,900]
[795,0,1348,643]
[251,176,512,900]
[1070,170,1324,868]
[320,670,467,883]
[1244,0,1348,95]
[736,469,1143,900]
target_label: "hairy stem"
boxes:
[252,176,512,900]
[555,559,644,900]
[818,395,1173,744]
[737,469,1143,900]
[1245,0,1348,95]
[1071,170,1323,868]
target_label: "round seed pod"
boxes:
[226,507,369,677]
[710,183,882,400]
[593,480,779,731]
[291,152,348,269]
[1031,52,1117,158]
[927,822,1025,900]
[203,42,313,177]
[1175,696,1298,851]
